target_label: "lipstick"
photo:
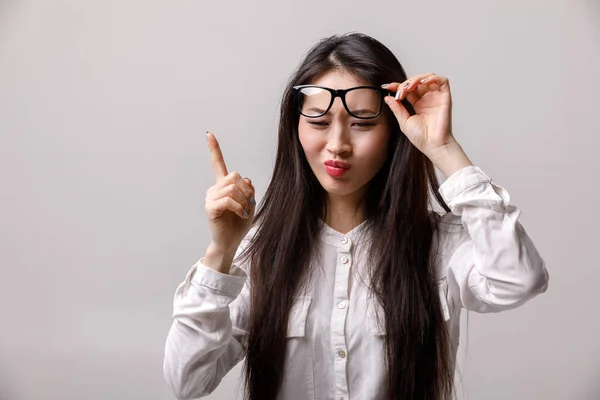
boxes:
[324,160,350,177]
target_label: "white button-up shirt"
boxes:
[163,166,549,399]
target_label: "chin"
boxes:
[318,175,360,196]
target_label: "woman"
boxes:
[163,32,549,400]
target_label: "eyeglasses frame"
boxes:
[292,85,393,120]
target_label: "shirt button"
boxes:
[338,301,347,309]
[338,350,346,358]
[340,237,348,245]
[340,256,348,264]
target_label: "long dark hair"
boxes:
[239,32,453,400]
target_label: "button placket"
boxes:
[331,239,352,398]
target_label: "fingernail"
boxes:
[242,210,249,218]
[420,77,429,83]
[404,81,411,89]
[395,89,401,100]
[249,196,256,206]
[381,83,390,88]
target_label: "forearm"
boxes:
[438,166,549,312]
[164,261,247,398]
[203,242,238,274]
[429,139,474,179]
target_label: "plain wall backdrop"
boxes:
[1,0,598,399]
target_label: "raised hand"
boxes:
[382,73,455,159]
[204,132,256,256]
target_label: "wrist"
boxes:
[428,139,473,179]
[204,242,238,274]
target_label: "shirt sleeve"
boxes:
[435,165,549,313]
[163,232,253,399]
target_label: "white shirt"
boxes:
[163,166,549,400]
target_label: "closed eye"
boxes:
[352,123,375,128]
[308,122,376,127]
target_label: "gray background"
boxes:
[1,0,598,399]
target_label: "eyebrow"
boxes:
[351,109,377,116]
[306,107,327,114]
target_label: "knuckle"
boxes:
[224,172,237,183]
[205,204,217,218]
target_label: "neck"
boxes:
[324,190,366,235]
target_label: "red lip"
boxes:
[324,160,351,169]
[324,160,350,177]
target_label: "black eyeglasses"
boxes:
[292,85,392,119]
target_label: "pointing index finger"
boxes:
[206,131,228,181]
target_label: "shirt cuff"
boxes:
[438,165,492,203]
[190,258,247,297]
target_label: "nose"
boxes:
[325,100,352,157]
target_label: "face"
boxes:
[298,70,390,200]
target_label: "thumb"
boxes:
[384,96,410,131]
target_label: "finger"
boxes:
[208,196,249,219]
[380,73,435,92]
[415,83,433,97]
[418,74,449,89]
[222,171,255,205]
[415,75,449,97]
[381,73,437,101]
[208,181,248,206]
[206,131,228,181]
[394,84,421,107]
[399,74,440,106]
[243,178,257,207]
[397,74,435,102]
[404,90,421,106]
[383,96,410,131]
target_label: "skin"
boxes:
[298,70,391,234]
[382,72,473,178]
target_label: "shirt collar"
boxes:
[318,218,371,248]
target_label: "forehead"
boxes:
[310,69,369,89]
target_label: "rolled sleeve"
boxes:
[165,246,251,399]
[191,259,247,298]
[437,166,549,313]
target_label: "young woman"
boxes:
[163,33,549,400]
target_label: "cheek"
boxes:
[298,128,322,161]
[356,132,389,167]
